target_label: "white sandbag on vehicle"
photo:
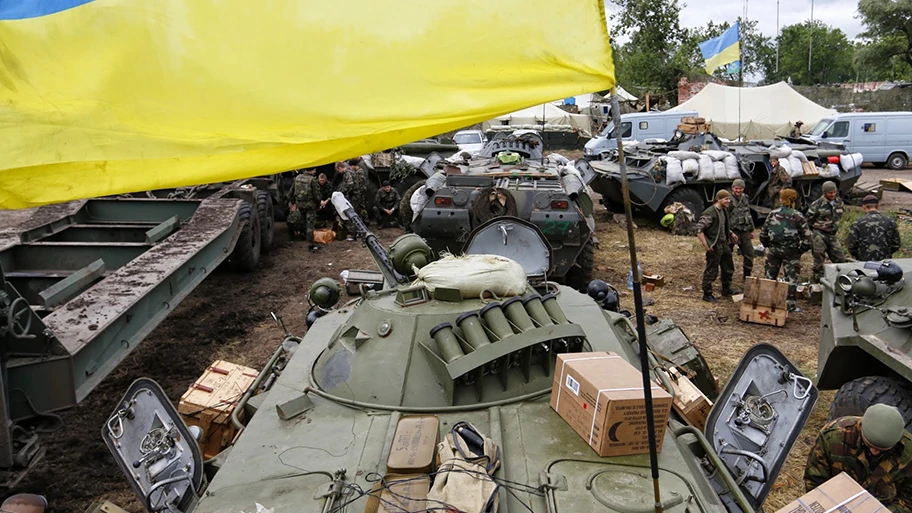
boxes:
[723,156,740,179]
[787,156,804,177]
[821,164,841,178]
[414,254,527,297]
[410,185,430,221]
[668,150,700,161]
[682,159,699,176]
[713,161,727,180]
[663,157,686,186]
[790,150,808,162]
[778,158,792,176]
[702,150,731,162]
[840,153,864,171]
[769,145,792,159]
[697,155,714,181]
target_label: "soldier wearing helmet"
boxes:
[806,181,846,283]
[805,404,912,513]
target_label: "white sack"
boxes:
[702,150,731,162]
[669,150,700,161]
[713,161,727,180]
[682,159,700,175]
[791,150,808,163]
[723,156,740,179]
[415,254,527,297]
[769,145,792,159]
[821,164,841,178]
[778,158,792,176]
[663,157,685,186]
[787,156,804,177]
[410,185,430,221]
[840,153,863,171]
[697,155,715,181]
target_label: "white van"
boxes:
[584,110,698,160]
[804,112,912,169]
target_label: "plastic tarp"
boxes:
[669,82,836,141]
[483,102,593,137]
[0,0,615,209]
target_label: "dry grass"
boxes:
[590,207,844,511]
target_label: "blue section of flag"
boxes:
[699,21,740,60]
[726,60,741,74]
[0,0,94,20]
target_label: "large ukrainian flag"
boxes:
[699,21,741,75]
[0,0,615,209]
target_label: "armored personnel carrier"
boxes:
[402,132,599,290]
[815,259,912,426]
[103,193,818,513]
[590,133,863,220]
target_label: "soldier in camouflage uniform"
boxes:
[348,158,370,222]
[805,404,912,513]
[728,179,755,279]
[807,181,846,283]
[336,161,359,240]
[696,190,740,303]
[767,157,792,209]
[286,169,321,251]
[372,180,402,228]
[312,173,334,224]
[848,195,902,261]
[759,188,812,312]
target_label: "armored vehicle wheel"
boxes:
[829,376,912,429]
[230,201,262,272]
[365,178,379,221]
[565,240,594,292]
[399,179,426,232]
[256,190,275,253]
[662,187,703,219]
[888,152,908,170]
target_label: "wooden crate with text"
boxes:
[739,276,789,327]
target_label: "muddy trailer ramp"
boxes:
[0,197,244,487]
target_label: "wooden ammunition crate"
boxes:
[663,367,712,430]
[179,360,259,459]
[801,161,819,175]
[739,277,789,327]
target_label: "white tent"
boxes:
[669,82,836,140]
[483,102,592,136]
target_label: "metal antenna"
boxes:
[611,92,663,513]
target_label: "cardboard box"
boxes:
[363,475,430,513]
[774,472,885,513]
[179,360,259,459]
[550,352,673,457]
[387,415,439,475]
[313,228,336,244]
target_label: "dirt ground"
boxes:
[9,166,912,511]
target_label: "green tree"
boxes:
[856,0,912,81]
[765,21,854,85]
[609,0,685,98]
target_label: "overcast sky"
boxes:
[605,0,865,43]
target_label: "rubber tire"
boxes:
[564,240,594,292]
[804,182,823,212]
[888,152,908,170]
[256,190,275,253]
[829,376,912,430]
[395,173,425,196]
[662,187,704,219]
[230,202,261,273]
[365,178,380,222]
[399,179,427,232]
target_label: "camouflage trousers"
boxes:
[286,209,315,243]
[702,243,734,294]
[371,206,399,227]
[764,251,800,305]
[812,230,846,283]
[731,229,755,277]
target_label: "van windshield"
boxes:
[599,122,615,138]
[808,119,832,136]
[454,133,482,144]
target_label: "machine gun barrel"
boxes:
[330,192,406,287]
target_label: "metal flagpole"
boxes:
[776,0,780,74]
[611,92,663,513]
[808,0,814,78]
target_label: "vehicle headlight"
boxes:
[584,147,592,155]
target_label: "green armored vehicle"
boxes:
[102,193,818,513]
[816,259,912,425]
[402,132,598,290]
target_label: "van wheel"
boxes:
[661,187,704,219]
[829,376,912,430]
[888,153,908,170]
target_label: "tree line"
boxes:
[609,0,912,101]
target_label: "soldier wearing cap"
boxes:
[696,190,740,303]
[805,404,912,513]
[372,180,402,228]
[760,188,812,312]
[807,181,847,283]
[767,157,792,209]
[848,195,902,262]
[728,178,755,279]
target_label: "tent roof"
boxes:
[493,102,577,121]
[669,82,836,139]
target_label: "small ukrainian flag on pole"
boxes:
[699,21,741,75]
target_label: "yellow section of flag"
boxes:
[0,0,615,208]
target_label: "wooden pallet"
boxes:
[880,178,912,193]
[739,277,789,327]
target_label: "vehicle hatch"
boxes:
[103,378,203,513]
[463,217,552,281]
[704,344,817,510]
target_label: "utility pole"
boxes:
[776,0,780,74]
[808,0,814,81]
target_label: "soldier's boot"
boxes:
[702,292,719,303]
[722,287,741,297]
[787,295,801,313]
